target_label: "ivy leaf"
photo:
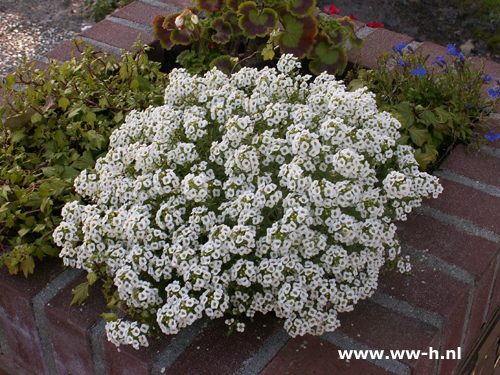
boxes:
[20,256,35,278]
[58,97,70,111]
[100,313,119,322]
[238,2,278,39]
[308,33,348,75]
[70,281,89,306]
[87,272,99,285]
[211,18,232,44]
[262,44,275,60]
[275,10,317,58]
[286,0,315,18]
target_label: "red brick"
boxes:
[103,330,173,375]
[260,335,391,375]
[45,274,108,375]
[45,41,85,62]
[153,0,195,9]
[165,313,282,375]
[347,28,413,70]
[338,299,440,375]
[379,264,468,375]
[80,20,156,52]
[441,144,500,189]
[0,257,65,375]
[424,178,500,234]
[113,1,169,27]
[396,213,499,277]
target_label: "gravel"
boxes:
[0,0,95,77]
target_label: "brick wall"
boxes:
[1,1,500,374]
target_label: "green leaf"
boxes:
[209,55,240,75]
[10,129,26,144]
[18,228,30,237]
[211,18,233,44]
[54,129,68,148]
[262,44,275,61]
[308,33,348,75]
[20,256,35,278]
[100,312,119,321]
[87,272,99,285]
[58,97,70,111]
[286,0,315,17]
[408,126,429,147]
[70,282,89,306]
[61,166,80,181]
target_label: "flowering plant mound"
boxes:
[54,55,442,349]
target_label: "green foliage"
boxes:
[153,0,364,75]
[347,48,500,170]
[0,40,167,277]
[85,0,136,22]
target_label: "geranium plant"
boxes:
[54,55,442,348]
[153,0,364,75]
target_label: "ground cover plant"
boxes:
[85,0,136,22]
[348,42,500,169]
[0,41,166,277]
[153,0,364,76]
[54,55,443,347]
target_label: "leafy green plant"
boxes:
[0,40,167,277]
[153,0,364,75]
[85,0,136,22]
[348,43,500,169]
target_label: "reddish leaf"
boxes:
[227,0,245,11]
[338,16,364,48]
[275,10,317,58]
[286,0,316,17]
[154,14,178,50]
[211,18,232,44]
[222,11,243,36]
[308,32,347,75]
[209,55,241,75]
[238,2,278,38]
[171,23,200,45]
[197,0,223,12]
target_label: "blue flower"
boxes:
[485,131,500,142]
[465,103,472,109]
[394,42,406,55]
[412,64,427,77]
[431,55,446,68]
[396,59,406,69]
[488,87,500,100]
[482,74,494,82]
[446,43,460,56]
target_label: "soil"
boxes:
[316,0,500,63]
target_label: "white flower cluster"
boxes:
[54,54,443,347]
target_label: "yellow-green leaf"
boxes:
[70,282,89,306]
[20,256,35,278]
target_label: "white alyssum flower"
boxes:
[54,54,443,348]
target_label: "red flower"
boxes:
[324,5,340,15]
[350,13,358,21]
[209,43,215,49]
[366,22,383,28]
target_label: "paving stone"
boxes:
[80,20,156,51]
[103,330,174,375]
[113,1,169,27]
[45,273,108,375]
[424,178,500,234]
[337,299,440,375]
[347,28,413,70]
[440,143,500,189]
[0,257,65,375]
[164,313,282,375]
[486,271,500,322]
[260,335,392,375]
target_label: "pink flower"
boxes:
[366,22,383,28]
[324,5,340,15]
[350,13,358,21]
